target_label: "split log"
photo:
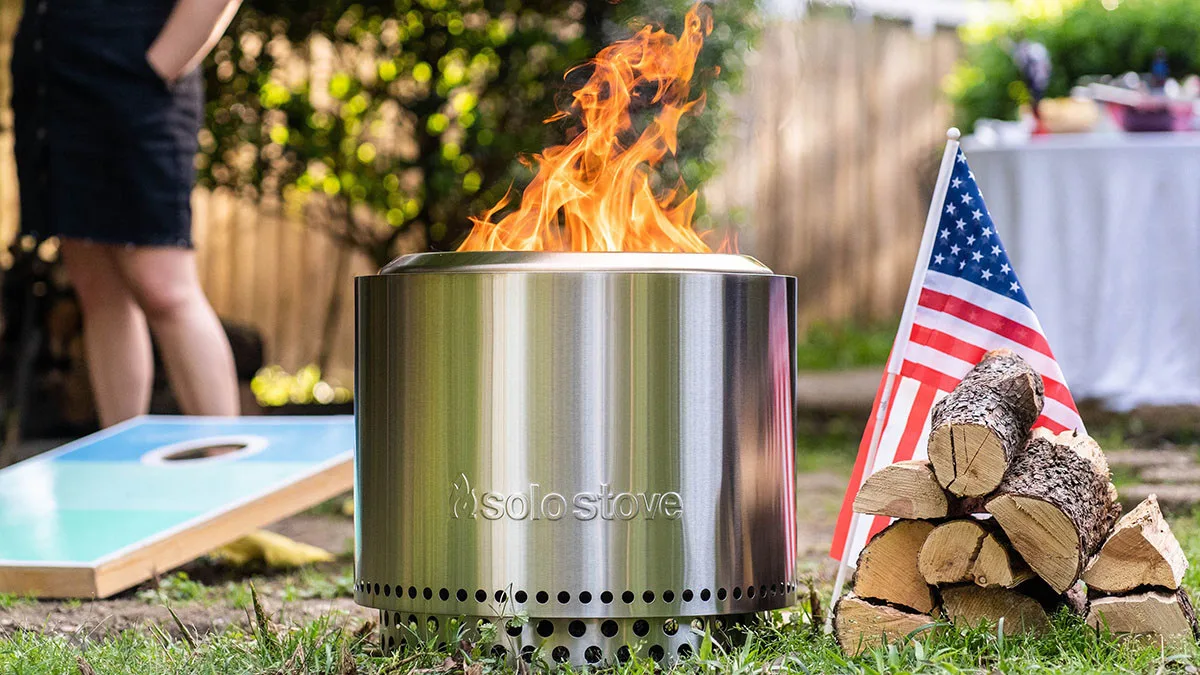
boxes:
[918,519,1033,588]
[986,432,1121,593]
[1083,495,1188,594]
[939,585,1051,635]
[974,529,1036,589]
[833,594,934,656]
[928,349,1044,497]
[1086,589,1199,642]
[919,519,987,585]
[852,520,936,613]
[853,460,949,519]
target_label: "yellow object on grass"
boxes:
[211,530,334,568]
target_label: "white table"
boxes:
[963,133,1200,410]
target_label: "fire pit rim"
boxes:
[378,251,773,276]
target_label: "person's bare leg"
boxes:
[115,246,238,416]
[60,240,154,426]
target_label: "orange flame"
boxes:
[458,4,731,253]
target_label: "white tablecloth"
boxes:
[964,133,1200,410]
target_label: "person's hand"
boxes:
[145,46,175,86]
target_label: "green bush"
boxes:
[199,0,758,265]
[947,0,1200,131]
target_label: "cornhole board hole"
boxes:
[0,415,354,599]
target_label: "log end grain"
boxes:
[987,494,1081,594]
[853,520,937,614]
[987,436,1122,594]
[940,585,1051,635]
[1082,494,1188,594]
[833,594,935,656]
[973,531,1035,589]
[928,423,1008,498]
[918,519,988,586]
[1086,589,1199,643]
[853,460,949,520]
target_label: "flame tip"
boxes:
[459,2,733,255]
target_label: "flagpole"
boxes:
[823,128,962,633]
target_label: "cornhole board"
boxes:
[0,415,354,598]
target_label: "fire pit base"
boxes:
[378,610,763,667]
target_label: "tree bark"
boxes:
[986,432,1121,593]
[928,349,1045,497]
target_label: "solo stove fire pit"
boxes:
[354,251,798,666]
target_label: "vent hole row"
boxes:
[358,582,798,604]
[385,635,693,664]
[383,613,691,641]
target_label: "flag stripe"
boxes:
[918,288,1054,358]
[911,306,1071,387]
[859,378,922,543]
[909,324,1079,415]
[900,359,958,394]
[864,383,938,540]
[924,271,1042,329]
[1035,414,1069,434]
[829,370,894,558]
[1043,398,1082,430]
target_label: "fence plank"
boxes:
[708,17,962,330]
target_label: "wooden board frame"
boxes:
[0,416,354,599]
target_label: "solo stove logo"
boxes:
[450,474,682,521]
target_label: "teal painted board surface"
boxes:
[0,416,354,568]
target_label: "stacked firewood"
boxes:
[834,349,1197,655]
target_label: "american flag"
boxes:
[830,146,1082,564]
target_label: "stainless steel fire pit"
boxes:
[354,252,798,667]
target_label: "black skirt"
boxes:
[11,0,203,248]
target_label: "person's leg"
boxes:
[113,246,239,416]
[60,240,155,426]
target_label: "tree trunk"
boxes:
[927,349,1045,497]
[986,432,1121,593]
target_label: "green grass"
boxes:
[795,320,897,371]
[0,593,34,610]
[2,606,1197,674]
[137,572,211,605]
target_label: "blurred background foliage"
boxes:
[198,0,759,268]
[947,0,1200,130]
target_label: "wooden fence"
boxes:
[709,16,962,328]
[0,9,964,381]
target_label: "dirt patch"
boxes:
[794,471,845,582]
[0,593,373,640]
